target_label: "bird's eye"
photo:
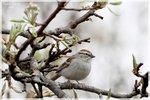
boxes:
[85,53,88,55]
[85,53,90,56]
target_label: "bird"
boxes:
[51,49,95,81]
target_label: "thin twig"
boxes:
[78,38,90,44]
[38,36,46,43]
[14,43,19,49]
[61,7,96,11]
[93,13,103,19]
[67,2,100,29]
[45,44,55,65]
[43,33,63,41]
[31,83,40,97]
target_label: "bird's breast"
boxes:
[60,59,91,80]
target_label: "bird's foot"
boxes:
[66,80,72,89]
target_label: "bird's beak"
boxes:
[91,54,95,58]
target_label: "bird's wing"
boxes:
[56,56,75,73]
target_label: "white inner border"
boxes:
[0,0,150,99]
[1,0,149,2]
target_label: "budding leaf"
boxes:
[107,88,111,100]
[74,35,79,44]
[97,0,108,9]
[26,90,36,98]
[34,51,41,61]
[11,85,23,93]
[30,27,37,37]
[73,88,78,98]
[132,54,137,68]
[109,1,122,6]
[61,41,69,48]
[43,91,55,97]
[24,3,39,26]
[107,7,120,16]
[0,82,6,97]
[7,24,24,50]
[132,54,141,75]
[10,19,25,23]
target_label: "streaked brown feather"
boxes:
[56,56,75,73]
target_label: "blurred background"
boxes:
[1,0,149,99]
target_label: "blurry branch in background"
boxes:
[1,0,149,99]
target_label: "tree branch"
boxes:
[15,1,67,62]
[67,2,103,29]
[37,2,67,35]
[45,2,103,36]
[7,64,69,98]
[59,82,140,98]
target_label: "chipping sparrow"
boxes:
[51,49,95,81]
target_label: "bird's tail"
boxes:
[51,74,61,81]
